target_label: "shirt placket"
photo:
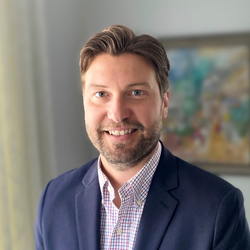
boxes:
[99,142,162,250]
[109,184,134,249]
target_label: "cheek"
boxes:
[135,104,161,126]
[84,103,105,127]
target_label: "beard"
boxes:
[86,116,162,171]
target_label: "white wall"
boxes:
[80,0,250,38]
[42,0,250,222]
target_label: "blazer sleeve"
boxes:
[35,181,51,250]
[213,188,250,250]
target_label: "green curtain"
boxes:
[0,0,50,249]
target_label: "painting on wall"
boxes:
[160,34,250,174]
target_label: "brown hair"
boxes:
[79,25,170,98]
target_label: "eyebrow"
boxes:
[127,82,150,88]
[88,82,150,89]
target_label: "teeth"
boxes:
[108,129,134,136]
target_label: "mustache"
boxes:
[98,119,144,131]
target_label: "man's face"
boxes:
[83,53,169,170]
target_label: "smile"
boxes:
[107,129,136,136]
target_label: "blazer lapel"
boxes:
[75,160,101,250]
[134,146,179,250]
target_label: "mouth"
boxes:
[106,129,137,136]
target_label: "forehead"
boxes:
[82,53,157,86]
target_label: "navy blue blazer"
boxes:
[35,145,250,250]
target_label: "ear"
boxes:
[162,91,169,119]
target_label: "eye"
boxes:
[131,90,143,96]
[95,91,107,98]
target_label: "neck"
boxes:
[100,145,158,192]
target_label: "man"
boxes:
[35,25,250,250]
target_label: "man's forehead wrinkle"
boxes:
[88,83,109,89]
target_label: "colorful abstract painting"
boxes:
[161,43,250,171]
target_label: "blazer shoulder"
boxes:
[159,145,235,196]
[35,158,100,249]
[177,156,234,189]
[51,158,97,185]
[172,156,240,207]
[41,158,98,201]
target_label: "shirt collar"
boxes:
[97,142,162,203]
[128,142,161,203]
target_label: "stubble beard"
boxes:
[86,117,162,171]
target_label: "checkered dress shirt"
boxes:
[98,142,162,250]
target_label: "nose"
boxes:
[107,96,130,123]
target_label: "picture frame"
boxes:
[160,33,250,174]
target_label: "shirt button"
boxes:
[116,227,122,235]
[108,186,112,192]
[137,200,142,206]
